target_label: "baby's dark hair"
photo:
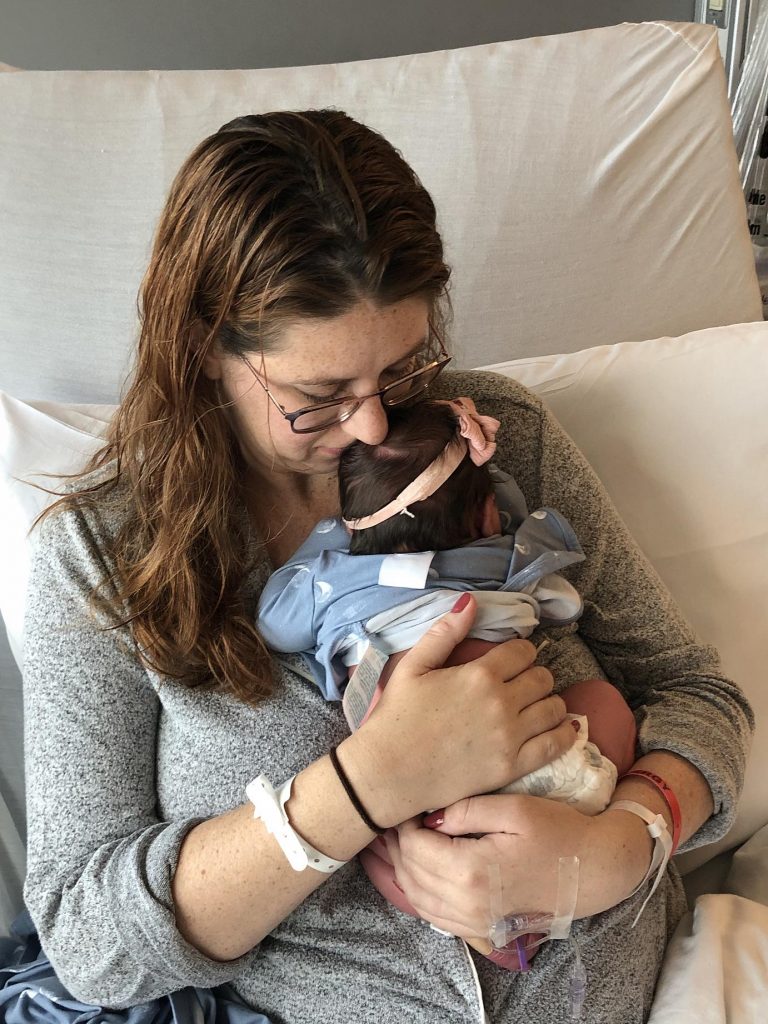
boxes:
[339,401,494,555]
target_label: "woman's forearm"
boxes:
[172,746,377,961]
[587,748,715,916]
[613,748,714,847]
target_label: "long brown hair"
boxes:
[40,109,451,705]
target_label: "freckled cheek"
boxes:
[258,420,320,464]
[224,401,285,459]
[226,391,335,465]
[229,404,267,450]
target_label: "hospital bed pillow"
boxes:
[0,21,760,405]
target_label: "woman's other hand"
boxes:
[339,594,577,829]
[382,795,654,942]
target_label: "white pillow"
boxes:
[0,21,760,404]
[1,320,766,866]
[481,319,768,869]
[0,394,112,667]
[646,893,768,1024]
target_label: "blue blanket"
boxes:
[0,912,271,1024]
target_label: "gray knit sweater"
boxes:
[22,370,754,1024]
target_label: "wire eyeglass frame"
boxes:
[240,337,452,434]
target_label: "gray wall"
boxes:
[1,0,696,70]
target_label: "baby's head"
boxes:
[339,400,499,555]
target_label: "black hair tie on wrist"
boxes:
[329,745,386,834]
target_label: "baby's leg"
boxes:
[562,678,637,776]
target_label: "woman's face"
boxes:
[205,296,432,481]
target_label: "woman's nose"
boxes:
[341,396,389,445]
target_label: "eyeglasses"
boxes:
[240,337,452,434]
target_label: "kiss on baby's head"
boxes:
[338,400,495,555]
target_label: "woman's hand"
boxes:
[382,794,652,941]
[339,595,578,828]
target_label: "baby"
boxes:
[258,398,637,968]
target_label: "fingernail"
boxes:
[424,809,445,828]
[571,719,580,732]
[451,593,471,613]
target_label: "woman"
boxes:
[22,110,753,1023]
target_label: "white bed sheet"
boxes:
[648,894,768,1024]
[649,825,768,1024]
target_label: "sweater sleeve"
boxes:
[531,393,755,853]
[22,502,261,1008]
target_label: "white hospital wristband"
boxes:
[607,798,673,927]
[246,774,348,874]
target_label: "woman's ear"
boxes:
[192,323,225,381]
[202,346,225,381]
[478,493,502,538]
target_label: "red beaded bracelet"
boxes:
[620,769,682,855]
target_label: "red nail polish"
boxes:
[451,593,470,613]
[424,809,445,828]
